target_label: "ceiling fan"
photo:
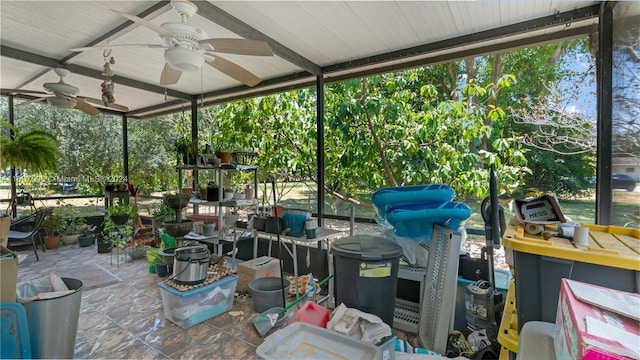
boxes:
[1,68,129,115]
[69,0,273,87]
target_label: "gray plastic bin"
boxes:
[332,235,402,326]
[21,277,84,359]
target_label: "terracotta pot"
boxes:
[43,235,60,249]
[215,151,232,164]
[199,189,208,200]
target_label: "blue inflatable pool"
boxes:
[372,184,455,223]
[385,201,472,237]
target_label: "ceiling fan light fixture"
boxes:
[165,47,204,72]
[47,95,77,109]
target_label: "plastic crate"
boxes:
[502,223,640,330]
[159,275,238,329]
[497,280,518,359]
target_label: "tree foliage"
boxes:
[0,36,600,208]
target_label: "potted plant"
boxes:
[106,202,136,225]
[163,192,190,212]
[103,217,133,263]
[41,208,64,249]
[77,224,96,247]
[161,192,192,237]
[58,210,86,245]
[96,232,111,254]
[198,183,208,200]
[124,240,151,261]
[152,203,175,230]
[225,208,240,226]
[0,123,61,172]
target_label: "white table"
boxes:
[254,227,345,297]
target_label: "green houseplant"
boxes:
[57,205,86,245]
[0,123,61,172]
[152,203,176,224]
[41,208,64,249]
[77,223,96,247]
[106,202,136,225]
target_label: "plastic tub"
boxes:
[159,275,238,329]
[332,234,403,326]
[249,277,290,313]
[502,223,640,329]
[256,322,380,360]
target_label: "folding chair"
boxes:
[7,208,52,261]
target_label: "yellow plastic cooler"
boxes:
[502,222,640,331]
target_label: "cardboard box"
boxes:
[236,256,280,293]
[1,245,18,302]
[0,216,10,247]
[555,279,640,360]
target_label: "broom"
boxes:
[251,273,334,337]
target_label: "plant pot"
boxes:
[43,235,60,249]
[155,264,169,277]
[199,189,208,200]
[161,220,193,238]
[215,151,232,164]
[181,188,193,196]
[225,214,240,226]
[97,242,112,254]
[110,214,130,225]
[164,196,189,210]
[125,246,150,260]
[78,234,95,247]
[60,234,79,245]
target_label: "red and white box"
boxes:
[555,279,640,360]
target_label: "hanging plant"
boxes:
[0,123,61,172]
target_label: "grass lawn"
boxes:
[2,180,637,229]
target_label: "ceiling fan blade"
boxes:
[69,44,166,52]
[1,88,49,96]
[16,97,47,107]
[111,9,178,40]
[200,38,273,56]
[160,63,182,86]
[205,54,261,87]
[82,97,130,112]
[74,100,101,116]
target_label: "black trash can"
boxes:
[332,235,403,326]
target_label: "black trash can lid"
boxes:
[331,234,402,260]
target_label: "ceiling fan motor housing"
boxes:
[161,22,207,72]
[43,82,80,97]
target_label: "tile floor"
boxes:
[15,242,271,359]
[13,234,416,359]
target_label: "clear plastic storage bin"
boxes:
[159,275,238,329]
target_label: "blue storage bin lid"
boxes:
[0,302,31,359]
[159,275,238,297]
[332,235,402,260]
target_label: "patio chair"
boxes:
[7,208,52,261]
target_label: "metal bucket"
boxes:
[172,245,210,285]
